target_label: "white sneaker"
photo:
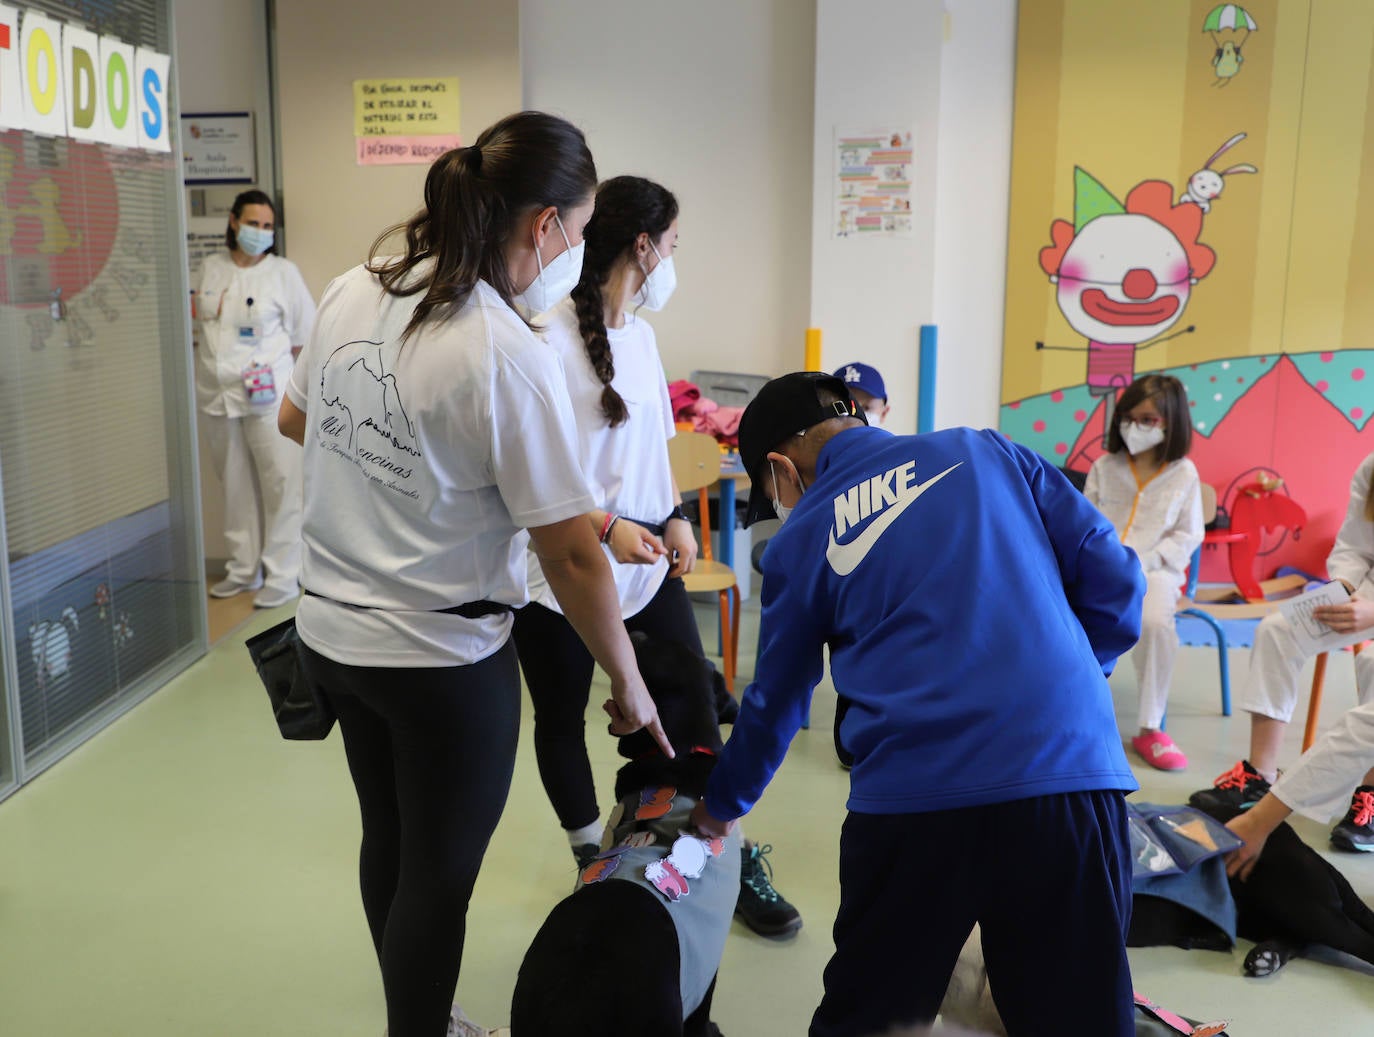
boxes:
[448,1004,489,1037]
[209,575,262,598]
[252,584,299,609]
[383,1004,491,1037]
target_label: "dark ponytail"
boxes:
[367,111,597,341]
[569,176,678,427]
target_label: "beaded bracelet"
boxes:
[599,513,620,544]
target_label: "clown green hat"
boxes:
[1074,166,1125,233]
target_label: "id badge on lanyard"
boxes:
[242,360,276,406]
[237,301,275,406]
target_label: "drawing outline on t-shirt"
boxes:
[317,338,423,497]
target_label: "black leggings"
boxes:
[513,575,707,831]
[299,639,521,1037]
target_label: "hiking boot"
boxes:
[1188,759,1270,813]
[1331,786,1374,853]
[572,842,601,870]
[736,842,802,937]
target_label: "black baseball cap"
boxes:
[739,372,864,527]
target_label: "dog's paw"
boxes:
[1244,939,1299,977]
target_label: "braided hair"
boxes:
[570,176,678,427]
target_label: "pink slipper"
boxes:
[1132,731,1188,771]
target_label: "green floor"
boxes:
[2,600,1373,1035]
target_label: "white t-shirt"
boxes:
[525,299,677,619]
[1326,452,1374,601]
[285,267,595,667]
[195,251,317,418]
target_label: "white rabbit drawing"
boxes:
[30,605,79,688]
[1180,132,1258,213]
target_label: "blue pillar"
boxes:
[918,324,938,434]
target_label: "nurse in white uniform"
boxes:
[195,189,316,608]
[278,113,667,1037]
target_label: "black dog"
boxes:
[1158,801,1374,976]
[510,634,738,1037]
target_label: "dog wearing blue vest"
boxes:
[510,633,740,1037]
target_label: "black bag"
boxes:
[245,618,335,740]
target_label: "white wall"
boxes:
[172,0,275,198]
[810,0,945,435]
[931,0,1015,432]
[520,0,816,382]
[275,0,520,299]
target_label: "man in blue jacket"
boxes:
[690,372,1145,1037]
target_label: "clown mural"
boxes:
[1036,168,1216,444]
[1001,1,1374,586]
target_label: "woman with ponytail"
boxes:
[277,115,667,1037]
[513,176,803,937]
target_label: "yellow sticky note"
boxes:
[353,77,460,138]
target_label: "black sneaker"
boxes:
[736,842,803,937]
[1331,786,1374,852]
[572,842,600,870]
[1188,759,1271,813]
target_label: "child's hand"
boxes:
[664,518,697,577]
[1312,595,1374,635]
[689,800,736,839]
[608,519,667,566]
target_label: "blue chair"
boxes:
[1176,545,1234,717]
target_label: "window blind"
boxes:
[0,0,203,782]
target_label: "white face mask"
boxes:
[635,239,677,312]
[864,406,885,426]
[515,215,584,317]
[770,460,804,523]
[236,223,274,257]
[1121,421,1166,456]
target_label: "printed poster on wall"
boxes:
[834,127,914,238]
[352,76,460,166]
[181,111,255,183]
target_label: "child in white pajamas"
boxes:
[1086,374,1203,771]
[1195,451,1374,852]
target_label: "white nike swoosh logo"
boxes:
[825,463,962,576]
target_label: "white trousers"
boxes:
[1274,694,1374,821]
[200,409,302,595]
[1240,610,1374,723]
[1131,569,1182,730]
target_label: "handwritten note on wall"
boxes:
[353,78,458,134]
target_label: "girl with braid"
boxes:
[513,176,802,936]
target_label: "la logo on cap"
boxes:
[844,366,860,383]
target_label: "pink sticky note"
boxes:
[356,135,463,166]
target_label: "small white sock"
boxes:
[567,820,602,847]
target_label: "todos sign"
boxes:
[0,3,171,152]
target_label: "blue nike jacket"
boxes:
[705,425,1144,819]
